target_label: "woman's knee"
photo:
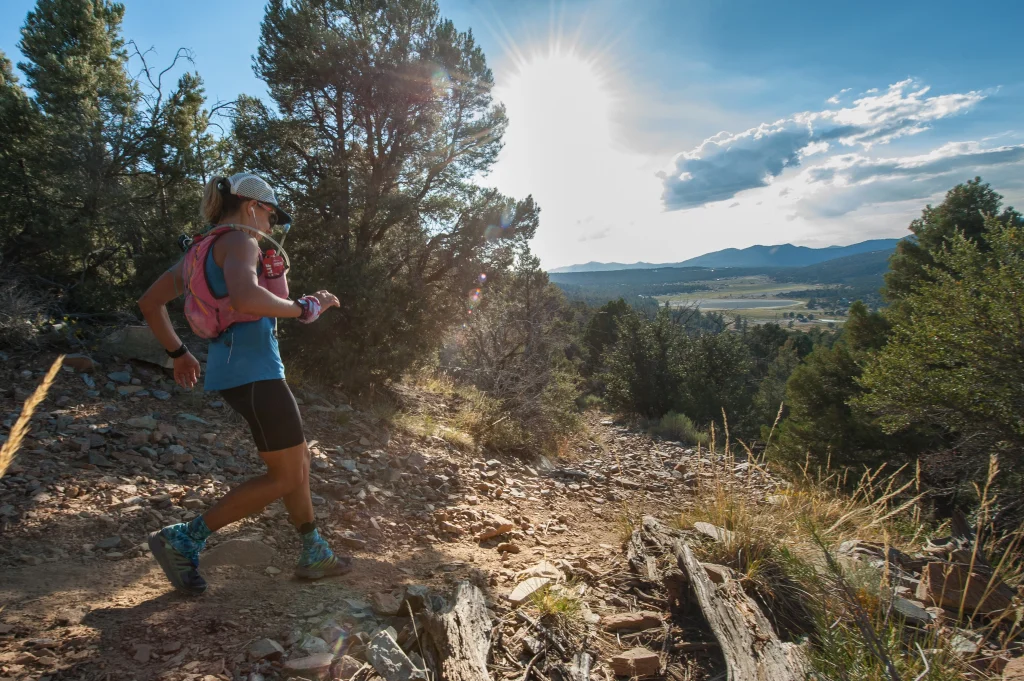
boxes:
[264,444,309,493]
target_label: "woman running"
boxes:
[138,172,351,594]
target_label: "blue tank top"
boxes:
[202,246,286,392]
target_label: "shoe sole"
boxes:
[294,562,354,580]
[148,531,207,595]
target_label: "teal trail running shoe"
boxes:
[148,524,207,595]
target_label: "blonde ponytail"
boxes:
[200,175,248,226]
[200,176,227,225]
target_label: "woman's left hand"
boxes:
[174,352,201,389]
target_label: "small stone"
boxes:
[95,535,122,550]
[163,641,183,654]
[118,385,144,396]
[496,542,520,553]
[359,437,371,446]
[182,498,204,510]
[152,390,171,401]
[477,514,514,541]
[127,416,158,429]
[88,452,112,467]
[266,566,282,575]
[200,433,217,445]
[693,522,734,543]
[249,638,285,661]
[337,531,367,550]
[892,597,934,625]
[133,643,153,663]
[508,577,550,605]
[610,648,661,677]
[108,371,132,384]
[916,561,1014,614]
[399,585,430,614]
[602,611,663,632]
[371,592,402,616]
[332,655,363,680]
[367,630,424,681]
[1003,657,1024,680]
[299,636,330,654]
[63,354,98,373]
[283,653,335,679]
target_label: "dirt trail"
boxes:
[0,354,777,681]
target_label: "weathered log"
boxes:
[675,541,809,681]
[627,516,686,582]
[420,582,492,681]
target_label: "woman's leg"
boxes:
[202,441,308,531]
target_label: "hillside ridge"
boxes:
[550,238,902,273]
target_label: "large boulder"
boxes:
[102,326,173,369]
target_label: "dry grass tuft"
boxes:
[1,355,63,478]
[677,414,1023,679]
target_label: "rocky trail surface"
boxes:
[0,351,781,681]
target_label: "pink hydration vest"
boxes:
[181,226,289,339]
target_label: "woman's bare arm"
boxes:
[138,261,188,351]
[137,260,201,388]
[221,232,304,319]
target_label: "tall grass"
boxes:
[677,414,1023,680]
[1,355,63,478]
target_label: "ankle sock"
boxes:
[187,515,213,542]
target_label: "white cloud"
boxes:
[660,80,985,210]
[826,87,851,105]
[795,141,1024,217]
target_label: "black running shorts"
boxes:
[219,379,305,452]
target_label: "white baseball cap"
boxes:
[223,172,292,226]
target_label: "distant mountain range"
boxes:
[549,238,903,273]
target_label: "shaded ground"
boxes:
[0,352,777,681]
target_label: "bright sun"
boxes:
[489,46,660,266]
[492,50,615,196]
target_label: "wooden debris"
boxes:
[420,581,492,681]
[675,541,808,681]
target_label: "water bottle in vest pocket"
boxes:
[180,226,289,339]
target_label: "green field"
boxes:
[653,276,845,327]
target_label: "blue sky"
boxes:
[3,0,1022,268]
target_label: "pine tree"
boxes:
[884,178,1022,308]
[0,49,42,254]
[234,0,538,386]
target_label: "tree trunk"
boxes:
[420,581,492,681]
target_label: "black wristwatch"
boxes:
[166,343,188,359]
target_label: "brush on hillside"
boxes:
[0,354,64,478]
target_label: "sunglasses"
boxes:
[255,201,278,227]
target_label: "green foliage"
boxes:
[446,254,580,455]
[647,411,708,445]
[605,309,684,418]
[859,220,1024,465]
[605,309,755,430]
[773,303,898,467]
[884,177,1022,307]
[0,1,223,313]
[750,340,799,432]
[580,297,630,377]
[235,0,536,387]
